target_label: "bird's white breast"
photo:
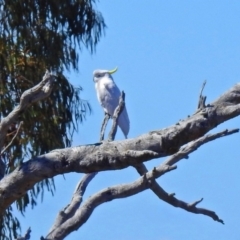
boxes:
[95,77,121,115]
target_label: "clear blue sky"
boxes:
[16,1,240,239]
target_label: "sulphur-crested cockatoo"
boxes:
[93,67,130,138]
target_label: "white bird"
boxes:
[93,67,130,138]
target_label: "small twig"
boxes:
[197,80,207,110]
[108,91,125,141]
[188,198,203,207]
[199,80,206,98]
[100,113,110,141]
[15,227,31,240]
[1,121,23,155]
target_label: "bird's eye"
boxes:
[97,74,101,78]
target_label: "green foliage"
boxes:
[0,0,105,238]
[0,207,20,240]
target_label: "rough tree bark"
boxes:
[1,74,240,239]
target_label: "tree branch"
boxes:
[43,163,177,239]
[99,113,110,141]
[0,71,55,179]
[163,128,239,167]
[134,128,237,222]
[0,71,55,148]
[44,127,237,238]
[197,80,207,110]
[0,83,240,215]
[45,129,231,240]
[47,173,97,238]
[108,91,125,141]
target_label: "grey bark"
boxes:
[197,80,207,110]
[45,128,238,239]
[0,83,240,214]
[45,90,125,239]
[47,173,97,238]
[0,76,240,239]
[0,71,55,178]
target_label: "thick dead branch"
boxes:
[45,128,235,238]
[0,71,54,149]
[15,227,31,240]
[45,137,227,240]
[0,83,240,215]
[0,71,55,179]
[44,163,177,239]
[108,91,125,141]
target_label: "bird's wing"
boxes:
[104,81,130,138]
[117,106,130,138]
[97,78,121,115]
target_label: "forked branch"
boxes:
[46,173,97,238]
[0,80,240,232]
[46,91,126,239]
[0,71,55,179]
[45,127,236,238]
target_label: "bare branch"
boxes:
[188,198,203,207]
[163,128,239,167]
[47,173,97,237]
[197,80,207,110]
[132,129,238,225]
[0,71,55,148]
[99,113,110,141]
[0,71,55,179]
[46,151,223,239]
[46,127,235,238]
[1,121,23,155]
[0,84,240,215]
[43,164,175,239]
[108,91,125,141]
